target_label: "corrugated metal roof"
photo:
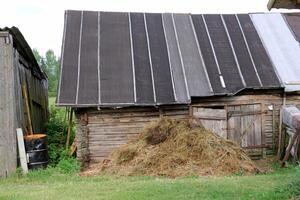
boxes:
[251,13,300,92]
[57,11,284,107]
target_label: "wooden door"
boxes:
[227,104,262,148]
[193,107,227,138]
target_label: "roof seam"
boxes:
[128,13,137,103]
[162,14,177,102]
[57,11,68,104]
[221,14,246,87]
[75,11,83,104]
[144,13,157,103]
[97,11,101,104]
[171,13,190,100]
[235,14,263,87]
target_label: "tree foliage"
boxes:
[33,48,60,97]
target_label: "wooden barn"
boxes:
[57,11,300,167]
[0,27,48,177]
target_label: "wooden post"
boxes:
[281,129,299,167]
[189,105,193,118]
[69,137,77,156]
[277,108,283,159]
[272,104,276,152]
[16,128,28,174]
[22,84,33,135]
[66,108,73,151]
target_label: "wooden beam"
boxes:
[16,128,28,174]
[267,0,276,10]
[281,130,299,167]
[277,108,283,159]
[69,137,77,156]
[66,108,74,151]
[22,84,33,135]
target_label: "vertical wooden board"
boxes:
[248,105,255,147]
[193,107,227,138]
[0,35,17,177]
[234,105,241,145]
[227,105,235,142]
[254,104,262,146]
[16,129,28,174]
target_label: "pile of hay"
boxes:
[95,118,260,177]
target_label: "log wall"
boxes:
[76,92,300,166]
[75,105,189,165]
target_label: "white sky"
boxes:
[0,0,292,56]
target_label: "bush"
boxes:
[45,104,75,168]
[56,156,80,174]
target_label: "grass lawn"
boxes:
[0,166,299,200]
[7,96,296,199]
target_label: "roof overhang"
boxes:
[267,0,300,10]
[0,27,47,80]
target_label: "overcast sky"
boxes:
[0,0,290,56]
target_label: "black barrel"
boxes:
[24,134,49,170]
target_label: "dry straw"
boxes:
[87,118,260,177]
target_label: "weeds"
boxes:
[46,102,75,167]
[275,165,300,199]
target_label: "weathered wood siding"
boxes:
[192,93,283,158]
[17,53,48,133]
[75,106,189,164]
[0,31,48,177]
[76,92,300,166]
[0,32,17,177]
[286,93,300,108]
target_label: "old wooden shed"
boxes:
[57,11,300,167]
[0,27,48,177]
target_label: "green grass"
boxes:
[0,166,299,200]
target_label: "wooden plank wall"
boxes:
[75,106,189,164]
[0,33,17,177]
[192,93,283,158]
[17,53,48,133]
[76,92,300,165]
[286,93,300,108]
[0,31,48,177]
[193,107,227,138]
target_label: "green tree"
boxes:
[33,49,60,97]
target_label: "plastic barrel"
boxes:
[24,134,49,170]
